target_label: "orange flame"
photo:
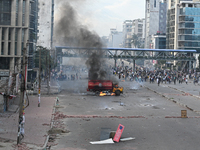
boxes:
[99,92,106,96]
[111,93,116,96]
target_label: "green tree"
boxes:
[131,34,144,65]
[34,46,56,72]
[156,60,166,69]
[131,34,140,48]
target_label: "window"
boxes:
[154,0,156,7]
[0,0,11,25]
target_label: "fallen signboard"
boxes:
[113,124,124,142]
[90,124,135,145]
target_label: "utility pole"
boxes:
[46,51,50,94]
[38,48,41,107]
[17,47,26,144]
[48,51,51,94]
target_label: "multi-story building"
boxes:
[0,0,38,79]
[108,28,123,47]
[37,0,54,49]
[166,0,200,69]
[132,18,145,48]
[145,0,167,48]
[122,20,133,48]
[151,33,166,49]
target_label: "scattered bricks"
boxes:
[42,123,50,126]
[12,143,30,150]
[182,93,192,96]
[53,112,146,119]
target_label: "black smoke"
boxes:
[55,1,108,80]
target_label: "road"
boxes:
[49,73,200,150]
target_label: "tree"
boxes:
[131,34,144,65]
[157,60,166,69]
[131,34,140,48]
[34,46,56,73]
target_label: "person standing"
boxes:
[174,76,176,85]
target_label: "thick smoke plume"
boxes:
[55,1,110,80]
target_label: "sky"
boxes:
[55,0,145,37]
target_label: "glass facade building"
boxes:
[167,1,200,53]
[0,0,11,25]
[166,1,200,70]
[178,7,200,53]
[0,0,38,78]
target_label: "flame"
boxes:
[111,93,116,96]
[99,92,106,96]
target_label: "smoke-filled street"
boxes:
[48,71,200,150]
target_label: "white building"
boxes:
[145,0,167,48]
[132,18,145,48]
[108,28,123,47]
[122,20,133,48]
[37,0,54,49]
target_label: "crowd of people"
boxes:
[51,66,85,81]
[112,65,200,86]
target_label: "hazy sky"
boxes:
[55,0,145,37]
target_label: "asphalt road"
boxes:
[50,74,200,150]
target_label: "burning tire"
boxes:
[115,90,120,96]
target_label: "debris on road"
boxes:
[53,112,145,119]
[90,124,135,144]
[181,110,187,118]
[120,137,135,142]
[90,138,114,144]
[113,124,124,142]
[48,128,70,134]
[100,128,111,140]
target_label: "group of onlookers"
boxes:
[112,66,199,86]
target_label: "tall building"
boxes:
[37,0,54,49]
[151,33,166,49]
[166,0,200,68]
[145,0,167,48]
[132,18,145,48]
[122,20,133,48]
[167,0,200,51]
[108,28,123,47]
[0,0,38,80]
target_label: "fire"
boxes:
[99,92,116,96]
[111,93,116,96]
[99,92,106,96]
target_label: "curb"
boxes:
[40,97,57,150]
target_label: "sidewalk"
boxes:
[31,79,60,95]
[0,96,56,150]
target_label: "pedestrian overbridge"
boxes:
[55,46,197,71]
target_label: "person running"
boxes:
[186,78,188,84]
[157,77,160,86]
